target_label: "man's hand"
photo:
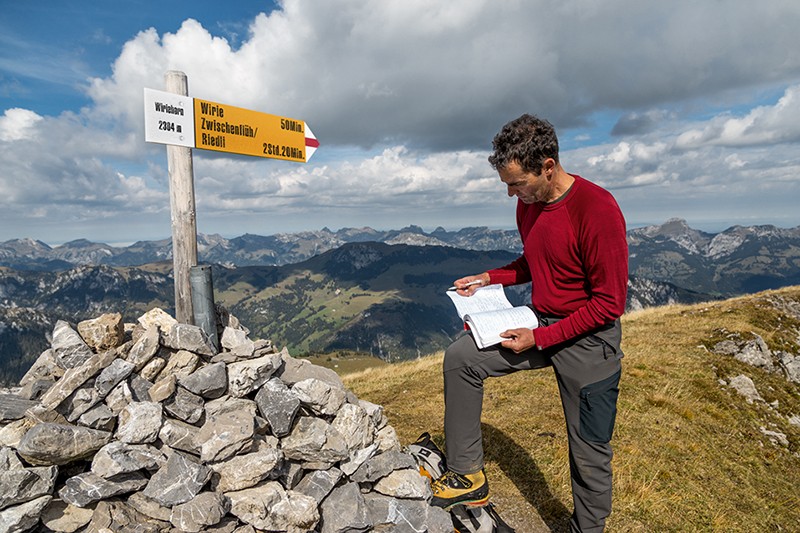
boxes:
[452,273,491,296]
[500,328,537,353]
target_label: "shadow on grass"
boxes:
[482,423,571,532]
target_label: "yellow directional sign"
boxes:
[193,98,318,163]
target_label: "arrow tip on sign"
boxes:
[305,126,319,162]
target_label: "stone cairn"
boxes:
[0,309,453,532]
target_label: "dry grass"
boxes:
[343,286,800,532]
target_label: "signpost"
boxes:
[144,71,319,326]
[144,89,319,162]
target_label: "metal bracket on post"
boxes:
[190,264,219,351]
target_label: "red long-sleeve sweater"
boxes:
[487,174,628,349]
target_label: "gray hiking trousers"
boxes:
[443,317,623,533]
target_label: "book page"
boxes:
[464,306,539,349]
[445,284,513,320]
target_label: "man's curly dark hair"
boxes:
[488,114,559,174]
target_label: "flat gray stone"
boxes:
[227,481,319,532]
[276,350,345,389]
[94,357,135,398]
[39,349,118,411]
[227,353,282,398]
[281,417,349,464]
[77,402,116,431]
[163,386,204,424]
[164,323,217,356]
[351,450,417,483]
[180,361,228,399]
[293,468,342,505]
[18,349,63,387]
[292,378,347,416]
[210,443,282,493]
[40,498,94,533]
[0,494,52,533]
[17,423,112,466]
[126,326,161,371]
[0,394,37,423]
[91,441,165,478]
[197,409,255,463]
[158,417,201,455]
[372,468,431,499]
[52,320,94,370]
[116,401,163,444]
[143,451,212,506]
[319,482,371,533]
[59,471,148,507]
[0,464,58,511]
[170,491,231,533]
[254,377,300,437]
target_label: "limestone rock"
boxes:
[39,349,118,411]
[277,350,345,389]
[728,374,764,403]
[52,321,94,370]
[180,361,228,399]
[197,409,255,463]
[158,417,201,455]
[254,377,300,437]
[227,481,319,533]
[332,402,374,452]
[77,403,116,431]
[137,308,178,332]
[292,377,347,416]
[59,471,148,507]
[158,349,201,381]
[163,386,205,424]
[126,326,161,371]
[0,494,52,533]
[40,498,95,533]
[116,401,163,444]
[94,357,135,398]
[143,451,212,506]
[227,353,282,398]
[0,462,58,511]
[18,349,63,387]
[372,468,432,499]
[170,491,231,532]
[164,323,218,356]
[17,423,112,466]
[281,417,349,464]
[351,449,416,483]
[91,441,165,478]
[319,482,371,533]
[77,313,124,352]
[210,443,282,492]
[0,394,37,423]
[293,467,342,505]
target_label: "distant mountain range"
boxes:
[0,226,523,271]
[1,219,799,385]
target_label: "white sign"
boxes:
[143,88,195,148]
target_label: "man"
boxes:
[431,114,628,532]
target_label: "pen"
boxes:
[447,280,483,291]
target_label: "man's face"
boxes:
[498,160,553,204]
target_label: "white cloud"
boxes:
[0,108,43,141]
[2,0,800,242]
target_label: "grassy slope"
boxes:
[342,286,800,532]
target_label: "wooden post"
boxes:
[165,71,197,324]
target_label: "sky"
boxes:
[1,0,800,245]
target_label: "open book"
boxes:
[446,284,538,349]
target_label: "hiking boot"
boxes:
[430,469,489,509]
